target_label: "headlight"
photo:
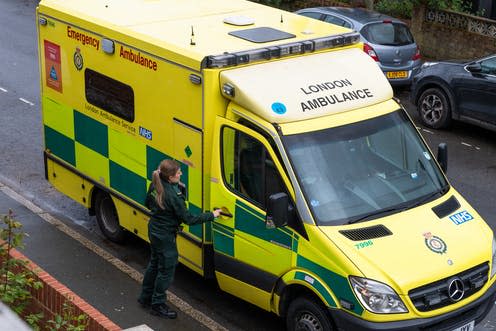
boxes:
[491,237,496,278]
[350,276,408,314]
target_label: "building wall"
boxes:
[411,5,496,60]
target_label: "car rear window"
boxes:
[361,22,414,46]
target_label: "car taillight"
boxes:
[412,46,421,61]
[363,43,379,61]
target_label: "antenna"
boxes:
[190,26,196,46]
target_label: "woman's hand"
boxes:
[212,209,222,218]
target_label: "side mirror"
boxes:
[266,192,289,228]
[466,63,482,73]
[437,143,448,173]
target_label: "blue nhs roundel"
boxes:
[271,102,286,114]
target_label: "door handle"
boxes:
[214,207,233,218]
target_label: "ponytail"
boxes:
[152,169,165,209]
[152,159,181,210]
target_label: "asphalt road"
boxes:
[1,0,496,330]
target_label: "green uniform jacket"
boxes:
[145,178,214,235]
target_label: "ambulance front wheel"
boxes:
[95,192,127,243]
[286,297,334,331]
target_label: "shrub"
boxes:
[0,210,43,329]
[375,0,413,19]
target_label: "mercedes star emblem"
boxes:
[448,277,465,302]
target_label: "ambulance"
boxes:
[36,0,496,329]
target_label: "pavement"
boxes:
[0,182,215,331]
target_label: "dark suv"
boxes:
[411,54,496,130]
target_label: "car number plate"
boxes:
[386,71,408,79]
[451,320,474,331]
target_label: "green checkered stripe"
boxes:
[212,199,361,314]
[42,100,203,235]
[212,199,298,257]
[296,255,363,315]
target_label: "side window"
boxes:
[85,69,135,122]
[299,12,323,20]
[480,57,496,75]
[221,126,286,209]
[324,15,352,28]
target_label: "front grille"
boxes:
[409,262,489,312]
[339,224,392,241]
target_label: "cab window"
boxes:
[221,126,286,209]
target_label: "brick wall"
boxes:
[411,4,496,60]
[3,248,121,331]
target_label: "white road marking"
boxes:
[0,87,7,92]
[461,142,472,147]
[422,129,435,135]
[0,181,228,331]
[19,98,34,106]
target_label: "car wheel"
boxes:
[286,297,334,331]
[418,87,451,129]
[95,191,127,243]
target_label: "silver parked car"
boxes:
[296,7,422,86]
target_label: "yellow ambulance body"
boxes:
[37,0,496,329]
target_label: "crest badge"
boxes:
[423,232,447,254]
[74,48,83,71]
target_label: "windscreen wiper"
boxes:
[347,206,404,224]
[347,185,449,225]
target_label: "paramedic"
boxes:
[138,159,221,319]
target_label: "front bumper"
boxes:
[332,280,496,331]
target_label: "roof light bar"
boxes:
[204,32,360,69]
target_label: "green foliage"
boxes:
[47,297,89,331]
[413,0,475,13]
[0,209,88,330]
[0,210,43,329]
[25,312,44,331]
[376,0,477,19]
[375,0,413,19]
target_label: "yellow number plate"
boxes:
[386,71,408,79]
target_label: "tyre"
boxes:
[417,87,452,129]
[94,192,127,243]
[286,297,334,331]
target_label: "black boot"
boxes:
[151,304,177,319]
[137,298,151,308]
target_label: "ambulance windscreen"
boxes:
[283,110,448,226]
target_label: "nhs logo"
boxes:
[139,126,152,140]
[449,210,474,225]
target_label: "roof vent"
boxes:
[223,15,255,26]
[339,224,392,241]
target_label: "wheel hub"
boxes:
[421,94,442,124]
[295,313,322,331]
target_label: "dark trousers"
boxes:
[139,232,178,306]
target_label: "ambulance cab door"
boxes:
[210,117,297,310]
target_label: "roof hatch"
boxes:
[229,27,295,43]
